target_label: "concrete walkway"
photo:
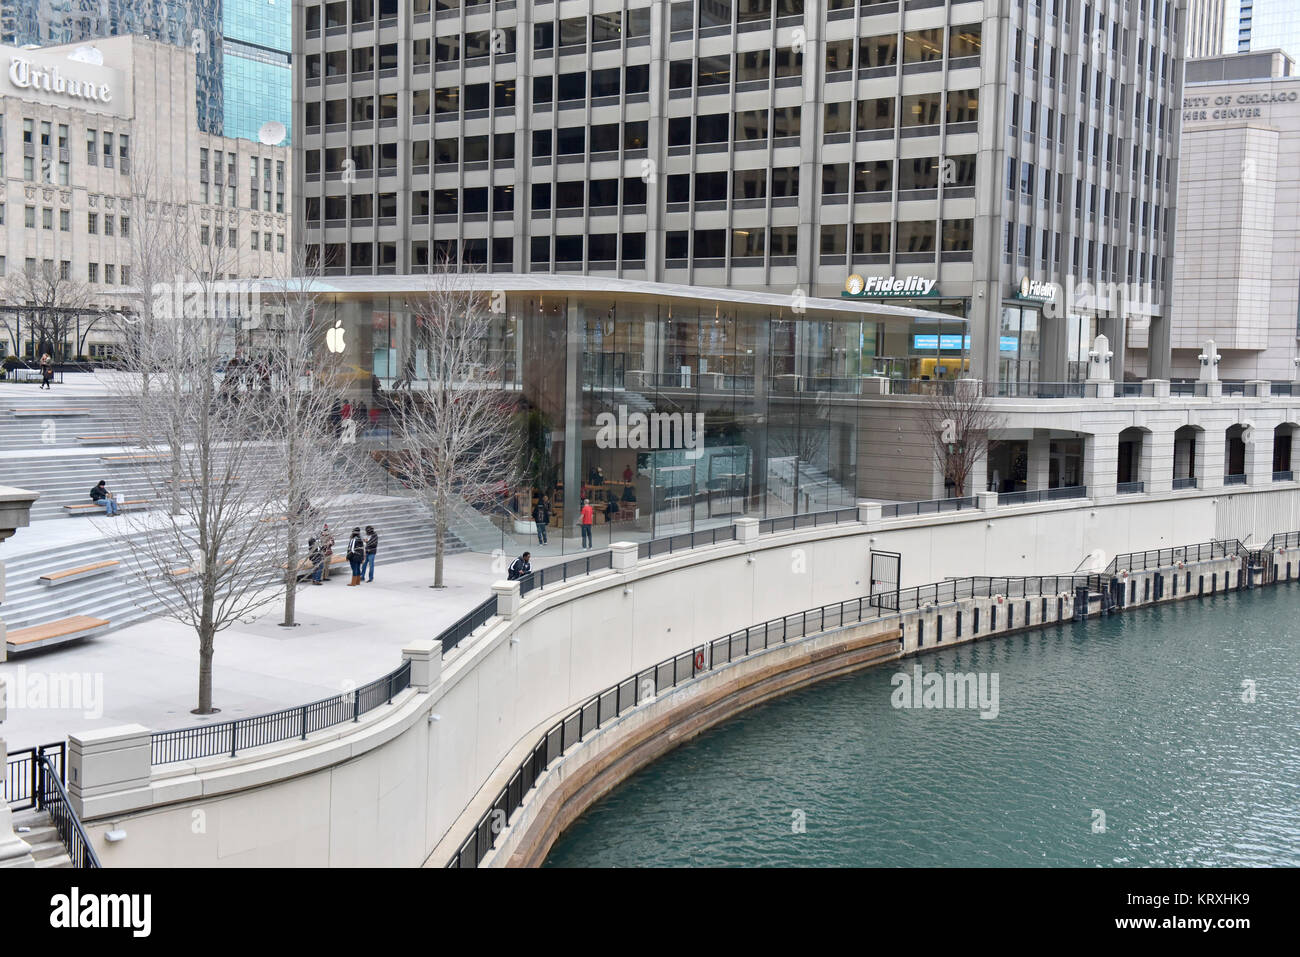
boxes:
[0,550,503,748]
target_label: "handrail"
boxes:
[36,755,100,868]
[151,659,412,765]
[4,741,66,810]
[1105,539,1246,574]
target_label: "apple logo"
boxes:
[326,320,346,354]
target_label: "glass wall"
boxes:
[323,291,921,557]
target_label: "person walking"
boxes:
[90,480,120,517]
[580,498,594,549]
[532,495,550,545]
[507,551,532,581]
[319,523,335,581]
[345,526,365,586]
[306,537,324,585]
[362,525,378,582]
[39,353,53,390]
[605,496,619,525]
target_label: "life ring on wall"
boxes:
[694,651,705,670]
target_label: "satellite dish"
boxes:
[67,45,104,65]
[258,120,286,146]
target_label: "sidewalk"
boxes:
[0,550,503,748]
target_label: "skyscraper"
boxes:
[297,0,1186,382]
[1231,0,1300,61]
[222,0,292,143]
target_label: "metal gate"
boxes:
[870,550,901,611]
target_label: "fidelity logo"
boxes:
[843,274,938,297]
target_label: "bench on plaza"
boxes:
[281,553,347,579]
[166,558,235,578]
[63,499,152,517]
[5,615,111,654]
[100,453,169,464]
[76,434,139,446]
[9,407,90,417]
[38,559,120,587]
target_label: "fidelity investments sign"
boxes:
[842,274,939,298]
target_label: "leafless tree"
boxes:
[107,176,285,714]
[389,264,522,587]
[0,263,94,360]
[253,248,364,625]
[917,380,1004,498]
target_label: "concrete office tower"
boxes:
[0,36,291,359]
[1171,49,1300,380]
[295,0,1185,384]
[0,0,226,135]
[1185,0,1231,56]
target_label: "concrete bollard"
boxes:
[492,581,521,619]
[403,640,442,691]
[68,724,153,820]
[734,517,759,543]
[609,541,638,572]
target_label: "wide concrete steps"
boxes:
[0,396,140,452]
[0,499,471,640]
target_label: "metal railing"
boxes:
[438,596,499,652]
[756,506,859,535]
[151,659,412,765]
[881,496,977,519]
[999,485,1087,506]
[518,550,614,594]
[445,567,1139,868]
[1172,476,1198,490]
[1224,473,1247,485]
[993,381,1086,399]
[1266,531,1300,550]
[1273,470,1294,482]
[4,741,65,810]
[1106,539,1244,574]
[637,524,738,559]
[1116,481,1144,494]
[35,755,100,868]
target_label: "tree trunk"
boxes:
[282,536,298,626]
[196,594,216,714]
[434,518,446,588]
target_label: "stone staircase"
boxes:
[0,496,470,639]
[9,809,73,868]
[0,452,160,523]
[0,393,141,453]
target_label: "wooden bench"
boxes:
[5,615,111,653]
[100,453,169,464]
[63,499,151,516]
[77,434,139,446]
[10,407,90,417]
[167,558,235,578]
[38,559,120,587]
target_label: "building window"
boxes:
[104,215,115,237]
[88,262,98,282]
[41,208,53,230]
[24,206,35,228]
[88,212,98,234]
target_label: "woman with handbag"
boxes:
[346,527,365,586]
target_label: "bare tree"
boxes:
[390,264,522,588]
[0,263,93,360]
[917,381,1004,498]
[254,249,362,625]
[108,176,285,714]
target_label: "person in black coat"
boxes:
[362,525,379,582]
[507,552,532,581]
[532,496,550,545]
[346,527,365,586]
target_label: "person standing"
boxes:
[580,498,594,549]
[90,480,120,517]
[605,496,619,525]
[532,495,550,545]
[362,525,379,582]
[346,526,365,586]
[39,353,53,390]
[307,538,324,585]
[319,523,335,581]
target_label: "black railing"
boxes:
[1106,539,1245,574]
[439,596,500,652]
[1173,476,1198,490]
[1266,530,1300,550]
[4,741,65,810]
[637,524,739,559]
[1117,382,1144,397]
[881,496,977,519]
[999,485,1087,506]
[518,551,614,595]
[1271,382,1294,396]
[1116,481,1144,494]
[1273,470,1294,482]
[1224,473,1247,485]
[35,755,100,868]
[755,506,859,535]
[151,659,412,765]
[993,381,1086,399]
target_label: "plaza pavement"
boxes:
[0,550,505,749]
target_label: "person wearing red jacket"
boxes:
[580,498,594,549]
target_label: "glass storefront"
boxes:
[318,289,941,557]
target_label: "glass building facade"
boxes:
[223,0,292,143]
[310,279,960,556]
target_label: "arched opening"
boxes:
[1225,425,1247,484]
[1173,425,1202,489]
[1274,423,1297,480]
[1117,426,1147,493]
